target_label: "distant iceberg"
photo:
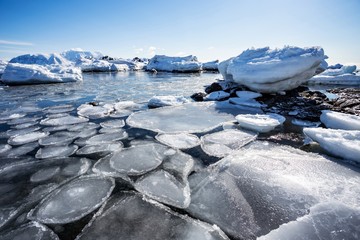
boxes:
[308,64,360,85]
[219,46,325,93]
[60,48,103,62]
[77,58,129,72]
[9,53,71,66]
[109,58,147,71]
[1,63,82,85]
[146,55,202,72]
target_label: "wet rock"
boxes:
[190,92,206,102]
[326,88,360,115]
[205,82,223,94]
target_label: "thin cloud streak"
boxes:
[0,40,33,46]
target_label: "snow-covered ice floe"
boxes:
[320,110,360,130]
[303,127,360,163]
[76,191,229,240]
[219,46,325,93]
[1,63,83,85]
[148,95,190,108]
[28,175,115,224]
[186,141,360,239]
[308,64,360,85]
[146,55,202,72]
[202,60,219,71]
[127,102,234,134]
[205,91,230,101]
[235,113,285,133]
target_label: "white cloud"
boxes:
[0,40,33,46]
[175,51,187,57]
[148,46,156,56]
[207,46,215,50]
[134,48,144,54]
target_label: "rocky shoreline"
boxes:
[192,81,360,122]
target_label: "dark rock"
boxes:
[204,82,223,94]
[326,88,360,115]
[190,92,206,102]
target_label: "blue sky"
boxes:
[0,0,359,65]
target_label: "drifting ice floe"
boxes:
[38,131,79,146]
[320,110,360,130]
[205,91,230,101]
[202,60,219,71]
[135,170,191,208]
[76,142,123,158]
[1,63,82,85]
[235,113,285,133]
[0,113,25,121]
[187,165,258,240]
[28,175,115,224]
[110,143,169,176]
[8,131,49,146]
[127,102,234,134]
[30,166,61,183]
[85,131,128,145]
[200,129,257,157]
[0,142,39,158]
[43,104,74,114]
[303,127,360,163]
[229,98,263,108]
[67,122,99,132]
[155,133,200,149]
[0,144,12,154]
[148,95,189,108]
[76,191,229,240]
[100,119,125,128]
[162,150,195,181]
[40,115,88,126]
[10,121,38,130]
[0,221,59,240]
[0,157,91,229]
[187,141,360,239]
[219,46,325,93]
[92,155,132,181]
[259,202,360,240]
[146,55,202,72]
[7,116,41,126]
[235,91,262,99]
[77,103,114,119]
[35,145,78,159]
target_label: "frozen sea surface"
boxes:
[0,71,359,239]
